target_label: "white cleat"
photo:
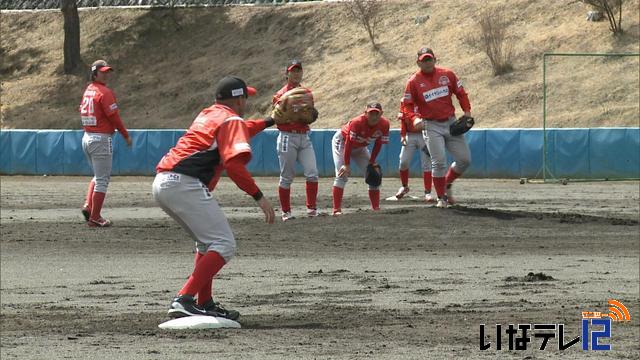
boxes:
[395,186,410,199]
[281,211,295,222]
[424,193,436,203]
[436,197,449,209]
[307,208,325,217]
[332,210,343,216]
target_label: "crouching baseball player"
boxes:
[332,103,390,215]
[153,76,286,320]
[394,100,435,202]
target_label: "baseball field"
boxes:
[1,175,638,359]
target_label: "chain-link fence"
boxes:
[0,0,320,10]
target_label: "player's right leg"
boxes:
[424,121,449,208]
[417,134,435,202]
[83,133,113,226]
[331,131,347,215]
[152,172,239,320]
[353,148,380,211]
[298,134,321,216]
[277,132,298,221]
[396,138,414,199]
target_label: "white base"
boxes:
[158,315,241,330]
[385,195,422,202]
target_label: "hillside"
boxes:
[1,0,639,129]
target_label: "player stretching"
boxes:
[402,47,473,208]
[394,100,435,202]
[332,103,390,215]
[272,60,320,221]
[79,60,131,227]
[153,76,279,320]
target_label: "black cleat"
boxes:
[81,206,91,222]
[167,295,209,318]
[202,299,240,321]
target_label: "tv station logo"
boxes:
[479,299,630,351]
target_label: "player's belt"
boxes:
[425,117,451,122]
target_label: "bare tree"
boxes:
[344,0,382,49]
[466,10,514,76]
[581,0,624,34]
[61,0,82,74]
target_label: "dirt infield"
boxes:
[1,176,639,359]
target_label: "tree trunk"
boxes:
[61,0,82,74]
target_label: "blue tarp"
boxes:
[1,128,638,179]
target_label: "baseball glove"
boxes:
[270,87,316,125]
[449,115,475,136]
[365,163,382,187]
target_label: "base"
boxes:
[158,315,241,330]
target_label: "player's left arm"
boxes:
[369,119,390,164]
[216,119,263,200]
[451,72,471,117]
[245,117,276,138]
[100,91,131,144]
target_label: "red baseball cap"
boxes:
[417,47,435,61]
[366,102,383,113]
[286,59,303,72]
[91,59,113,73]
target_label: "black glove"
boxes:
[365,163,382,187]
[310,107,319,124]
[450,115,475,136]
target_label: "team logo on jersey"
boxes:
[423,86,450,102]
[457,80,464,89]
[372,130,383,138]
[419,83,426,88]
[438,76,449,86]
[109,103,118,111]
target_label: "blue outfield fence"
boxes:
[0,128,638,179]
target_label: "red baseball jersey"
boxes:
[79,81,129,138]
[272,83,314,133]
[156,104,253,190]
[402,66,470,122]
[341,114,390,149]
[398,101,421,137]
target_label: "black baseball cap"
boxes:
[417,47,435,61]
[366,102,383,113]
[215,76,257,100]
[286,59,303,72]
[91,59,113,73]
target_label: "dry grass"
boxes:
[1,0,639,129]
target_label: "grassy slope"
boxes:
[1,0,639,129]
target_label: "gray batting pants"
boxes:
[423,117,471,178]
[152,172,236,262]
[277,131,319,189]
[399,132,432,172]
[332,131,379,190]
[82,132,112,193]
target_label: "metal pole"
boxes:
[542,53,547,182]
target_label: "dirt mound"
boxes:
[1,0,639,130]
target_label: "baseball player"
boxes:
[394,100,435,202]
[402,47,472,208]
[153,76,278,320]
[79,59,132,227]
[332,102,390,215]
[272,60,320,221]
